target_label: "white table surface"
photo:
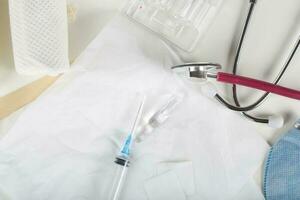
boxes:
[0,0,300,143]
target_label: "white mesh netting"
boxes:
[9,0,69,75]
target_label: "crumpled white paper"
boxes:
[0,15,268,200]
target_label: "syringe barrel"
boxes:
[109,157,130,200]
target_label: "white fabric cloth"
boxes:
[0,15,268,200]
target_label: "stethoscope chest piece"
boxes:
[172,63,221,82]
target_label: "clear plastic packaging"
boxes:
[123,0,224,52]
[9,0,70,75]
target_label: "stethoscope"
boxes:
[172,0,300,128]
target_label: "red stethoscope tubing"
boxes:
[217,72,300,101]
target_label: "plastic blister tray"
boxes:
[123,0,224,52]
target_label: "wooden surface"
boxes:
[0,76,60,120]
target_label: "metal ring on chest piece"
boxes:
[172,62,221,80]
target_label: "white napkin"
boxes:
[144,170,187,200]
[0,15,268,200]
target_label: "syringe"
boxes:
[109,96,145,200]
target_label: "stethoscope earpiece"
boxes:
[268,115,284,129]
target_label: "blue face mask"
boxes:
[264,120,300,200]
